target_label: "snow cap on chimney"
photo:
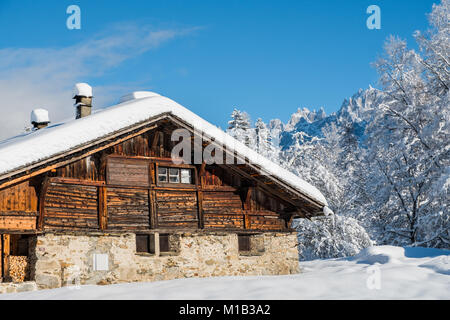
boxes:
[73,83,93,119]
[31,108,50,129]
[72,83,93,98]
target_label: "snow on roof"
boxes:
[119,91,160,104]
[72,83,93,98]
[0,92,327,206]
[31,108,50,124]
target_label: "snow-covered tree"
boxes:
[364,0,449,247]
[227,108,254,147]
[292,215,372,261]
[254,118,280,163]
[281,122,344,213]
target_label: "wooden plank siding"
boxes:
[107,187,150,230]
[155,190,198,228]
[43,182,99,230]
[0,181,38,214]
[202,190,245,229]
[0,125,297,233]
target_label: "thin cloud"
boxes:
[0,24,199,140]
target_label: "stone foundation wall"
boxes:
[30,231,299,290]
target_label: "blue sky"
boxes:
[0,0,438,138]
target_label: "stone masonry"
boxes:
[26,231,299,290]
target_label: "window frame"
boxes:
[154,162,197,188]
[136,234,155,254]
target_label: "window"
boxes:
[238,234,265,255]
[136,234,155,254]
[157,166,193,184]
[159,234,170,252]
[135,234,178,255]
[180,169,192,184]
[169,168,180,183]
[238,234,251,252]
[157,167,168,183]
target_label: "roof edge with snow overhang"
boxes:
[0,92,328,207]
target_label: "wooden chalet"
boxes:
[0,87,328,288]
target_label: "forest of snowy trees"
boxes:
[227,0,449,257]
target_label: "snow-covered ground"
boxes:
[1,246,448,300]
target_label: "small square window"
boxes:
[169,168,180,183]
[158,167,168,183]
[180,169,192,184]
[136,234,155,254]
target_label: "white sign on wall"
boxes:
[93,253,109,271]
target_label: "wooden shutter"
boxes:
[238,234,251,252]
[159,234,170,252]
[107,157,150,187]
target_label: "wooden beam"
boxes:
[2,234,10,282]
[198,162,206,188]
[37,177,50,231]
[49,177,105,187]
[243,213,251,230]
[244,187,253,211]
[98,186,108,230]
[150,189,158,229]
[159,131,164,157]
[0,234,2,281]
[197,189,204,229]
[151,131,160,149]
[0,216,36,230]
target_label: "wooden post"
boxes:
[244,213,251,230]
[98,186,108,230]
[199,162,206,188]
[150,189,158,228]
[2,234,10,282]
[151,131,160,152]
[37,177,50,230]
[0,234,3,281]
[159,132,164,157]
[243,187,253,229]
[197,162,205,229]
[197,190,204,229]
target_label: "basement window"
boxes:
[159,234,170,252]
[136,234,155,254]
[135,233,179,256]
[238,234,265,256]
[159,233,181,256]
[238,234,251,252]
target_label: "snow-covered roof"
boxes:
[0,92,327,206]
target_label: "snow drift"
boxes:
[1,246,448,300]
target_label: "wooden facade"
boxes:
[0,117,324,281]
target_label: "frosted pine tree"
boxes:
[254,118,280,163]
[227,108,254,147]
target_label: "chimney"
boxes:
[31,108,50,130]
[73,83,93,119]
